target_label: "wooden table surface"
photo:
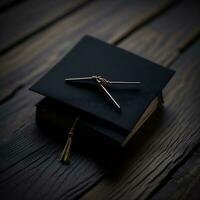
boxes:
[0,0,200,199]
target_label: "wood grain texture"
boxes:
[82,38,200,200]
[0,0,176,141]
[0,0,90,53]
[81,0,200,199]
[118,0,200,66]
[0,122,50,172]
[1,0,200,199]
[0,122,108,200]
[151,145,200,200]
[0,1,180,199]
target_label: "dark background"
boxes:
[0,0,200,200]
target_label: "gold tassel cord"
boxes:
[60,116,80,163]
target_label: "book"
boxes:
[31,35,175,147]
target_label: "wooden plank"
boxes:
[0,0,176,141]
[0,122,108,200]
[0,0,90,54]
[0,1,179,199]
[151,145,200,200]
[0,0,199,198]
[0,122,50,172]
[118,0,200,66]
[81,0,200,197]
[82,39,200,200]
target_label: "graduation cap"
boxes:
[30,35,175,163]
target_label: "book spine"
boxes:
[36,103,121,148]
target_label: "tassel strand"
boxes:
[60,116,80,163]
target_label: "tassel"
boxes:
[60,116,80,163]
